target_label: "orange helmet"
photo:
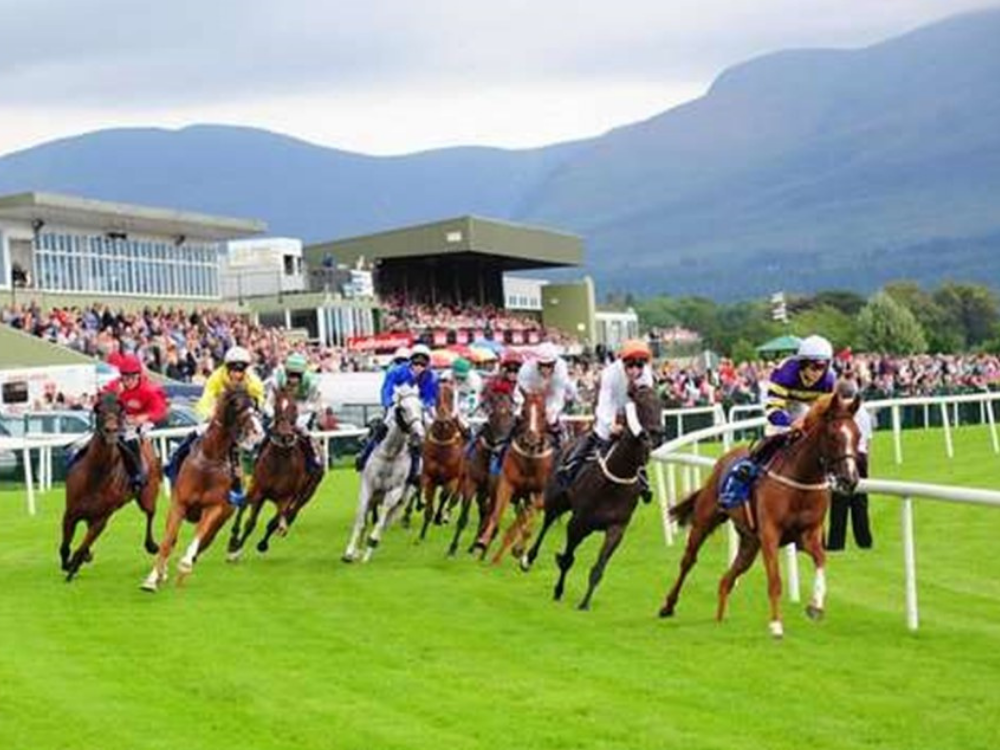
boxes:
[619,339,652,362]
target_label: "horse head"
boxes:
[269,388,299,448]
[94,392,124,444]
[484,391,515,446]
[436,379,456,420]
[801,381,862,494]
[219,386,264,451]
[625,383,665,451]
[516,390,549,453]
[393,384,425,444]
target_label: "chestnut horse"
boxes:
[658,388,861,638]
[447,389,515,556]
[227,388,324,559]
[473,391,555,563]
[60,392,161,580]
[521,384,663,610]
[141,386,263,592]
[413,379,466,540]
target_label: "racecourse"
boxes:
[1,425,998,750]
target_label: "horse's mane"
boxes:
[218,385,252,426]
[804,380,859,428]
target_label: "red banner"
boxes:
[347,332,414,352]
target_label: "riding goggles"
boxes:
[227,363,248,372]
[623,358,646,369]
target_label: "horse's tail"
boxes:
[669,491,699,528]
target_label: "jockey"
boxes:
[99,353,168,492]
[515,341,578,450]
[169,345,265,505]
[557,339,655,499]
[484,350,522,400]
[721,334,836,508]
[264,352,323,474]
[355,343,439,481]
[449,357,483,435]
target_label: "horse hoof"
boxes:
[226,549,243,563]
[256,540,270,553]
[577,602,590,612]
[658,605,675,618]
[140,573,159,593]
[518,554,532,573]
[768,621,785,639]
[177,560,193,576]
[805,604,825,621]
[401,516,411,529]
[341,553,356,564]
[145,541,159,555]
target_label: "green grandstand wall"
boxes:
[0,324,96,368]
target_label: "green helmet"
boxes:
[285,353,308,375]
[452,357,472,378]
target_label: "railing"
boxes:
[649,416,1000,631]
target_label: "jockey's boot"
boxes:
[557,432,599,487]
[638,466,653,504]
[354,419,387,472]
[166,430,198,482]
[406,443,422,486]
[119,437,146,492]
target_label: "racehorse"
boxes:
[657,386,861,637]
[473,390,556,563]
[141,386,262,591]
[60,392,161,580]
[414,378,465,540]
[520,384,662,610]
[447,389,516,556]
[227,387,323,559]
[342,384,425,563]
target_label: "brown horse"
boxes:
[658,387,861,637]
[141,386,263,592]
[521,384,663,609]
[60,392,161,580]
[473,391,556,563]
[448,388,515,556]
[226,388,324,559]
[412,379,466,540]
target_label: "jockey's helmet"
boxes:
[619,339,652,363]
[500,350,523,373]
[392,346,411,363]
[224,346,252,368]
[119,353,143,376]
[410,343,432,367]
[797,335,833,362]
[285,352,308,375]
[535,342,559,365]
[452,357,472,379]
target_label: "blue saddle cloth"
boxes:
[719,458,758,510]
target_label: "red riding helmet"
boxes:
[500,350,523,368]
[119,353,143,375]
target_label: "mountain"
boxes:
[1,8,999,300]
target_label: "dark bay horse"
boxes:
[521,384,662,610]
[414,379,466,540]
[658,388,861,637]
[61,392,161,580]
[448,389,515,556]
[141,386,262,591]
[227,388,324,559]
[473,391,555,563]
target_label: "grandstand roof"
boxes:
[0,192,266,241]
[304,216,582,271]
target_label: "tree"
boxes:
[884,281,958,352]
[933,281,1000,349]
[856,291,927,354]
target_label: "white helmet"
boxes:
[797,335,833,361]
[410,343,432,362]
[535,342,559,364]
[392,346,411,361]
[224,345,252,366]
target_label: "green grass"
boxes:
[2,426,999,750]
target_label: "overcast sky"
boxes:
[0,0,993,157]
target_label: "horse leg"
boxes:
[801,525,827,621]
[491,496,532,565]
[448,482,474,557]
[716,528,761,622]
[513,492,545,558]
[401,481,420,529]
[177,504,229,581]
[759,525,785,638]
[66,515,110,581]
[142,501,184,592]
[475,475,512,558]
[60,511,79,572]
[521,488,570,572]
[283,468,323,531]
[226,501,249,556]
[553,513,587,601]
[577,523,626,611]
[229,484,265,558]
[419,479,436,541]
[364,487,404,562]
[343,479,374,563]
[659,490,723,617]
[136,467,160,555]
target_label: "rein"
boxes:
[510,439,555,460]
[763,470,829,492]
[596,446,639,485]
